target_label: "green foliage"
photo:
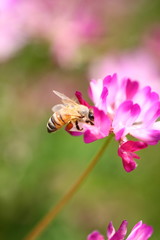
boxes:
[0,1,160,239]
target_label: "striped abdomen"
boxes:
[47,113,68,133]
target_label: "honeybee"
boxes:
[47,90,94,133]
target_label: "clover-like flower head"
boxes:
[69,74,160,172]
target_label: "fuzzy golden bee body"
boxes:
[47,91,94,133]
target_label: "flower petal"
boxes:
[97,86,108,112]
[119,141,148,152]
[103,74,118,104]
[133,86,159,123]
[75,91,91,108]
[83,107,111,143]
[113,101,140,140]
[67,130,84,136]
[89,79,103,105]
[126,221,153,240]
[110,220,128,240]
[103,74,120,111]
[130,128,160,145]
[87,231,105,240]
[118,141,148,172]
[84,129,100,143]
[142,101,160,127]
[126,79,139,100]
[107,222,116,240]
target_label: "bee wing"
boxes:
[52,104,64,112]
[53,90,78,106]
[53,90,82,118]
[61,106,82,118]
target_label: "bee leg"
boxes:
[86,120,94,125]
[66,122,73,131]
[75,120,83,131]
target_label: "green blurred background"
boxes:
[0,1,160,239]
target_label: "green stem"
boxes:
[24,135,113,240]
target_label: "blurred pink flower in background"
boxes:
[89,25,160,93]
[48,1,104,67]
[0,0,15,9]
[0,0,28,59]
[87,220,153,240]
[0,0,104,66]
[143,24,160,62]
[89,50,160,94]
[71,74,160,172]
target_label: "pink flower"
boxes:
[0,0,104,66]
[89,50,160,94]
[71,74,160,172]
[87,220,153,240]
